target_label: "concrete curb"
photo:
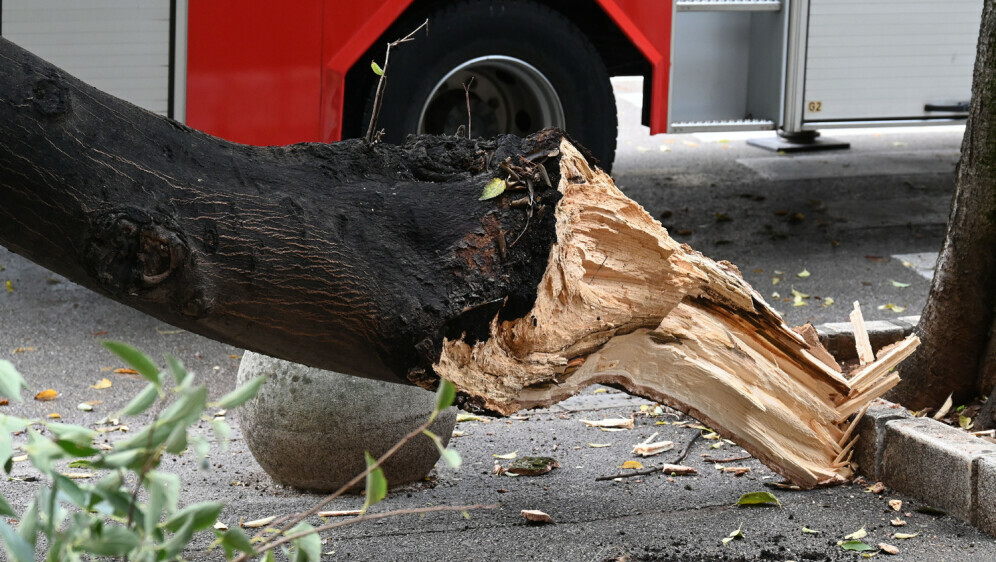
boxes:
[814,315,996,536]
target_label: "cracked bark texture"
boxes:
[0,37,560,385]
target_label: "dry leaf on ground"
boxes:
[90,378,112,390]
[34,389,58,401]
[878,543,899,555]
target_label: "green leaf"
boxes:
[0,360,29,401]
[1,431,14,474]
[47,423,97,448]
[166,355,190,387]
[839,540,875,552]
[79,524,141,556]
[163,423,189,455]
[802,526,820,534]
[213,375,266,409]
[102,341,161,386]
[361,451,387,513]
[424,430,462,470]
[0,521,34,562]
[0,493,15,517]
[218,527,256,557]
[118,383,161,417]
[435,379,456,412]
[97,448,146,470]
[370,60,385,76]
[479,177,507,201]
[289,522,321,562]
[889,279,911,288]
[159,385,208,427]
[164,501,224,533]
[190,434,211,469]
[53,439,99,458]
[439,447,462,470]
[893,531,920,539]
[721,524,744,545]
[25,429,68,473]
[145,471,180,537]
[212,417,232,451]
[16,498,38,547]
[51,473,87,509]
[736,491,781,508]
[844,526,868,540]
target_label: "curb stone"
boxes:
[815,315,996,536]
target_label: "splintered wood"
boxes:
[435,140,919,489]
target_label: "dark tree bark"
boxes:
[890,0,996,416]
[0,37,920,487]
[0,37,561,386]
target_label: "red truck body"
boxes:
[186,0,672,146]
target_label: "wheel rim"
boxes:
[418,56,565,138]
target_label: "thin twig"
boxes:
[463,77,475,138]
[702,454,753,463]
[235,411,442,562]
[595,430,703,482]
[595,466,667,481]
[365,19,429,143]
[508,177,534,248]
[253,504,496,556]
[670,430,701,465]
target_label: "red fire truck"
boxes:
[1,0,982,167]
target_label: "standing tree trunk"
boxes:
[890,0,996,418]
[0,37,918,487]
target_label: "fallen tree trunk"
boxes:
[0,38,917,488]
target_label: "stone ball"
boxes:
[236,351,457,493]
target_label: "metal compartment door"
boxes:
[802,0,981,126]
[1,0,177,118]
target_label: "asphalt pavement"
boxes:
[2,79,993,560]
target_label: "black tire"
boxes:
[370,0,617,170]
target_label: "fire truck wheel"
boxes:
[367,1,617,170]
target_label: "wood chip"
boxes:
[660,464,697,476]
[581,418,634,429]
[632,440,674,457]
[849,301,875,365]
[521,510,553,524]
[242,516,276,528]
[317,510,362,518]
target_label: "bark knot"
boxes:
[84,209,189,296]
[30,76,71,119]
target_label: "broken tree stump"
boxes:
[0,37,918,488]
[434,141,920,488]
